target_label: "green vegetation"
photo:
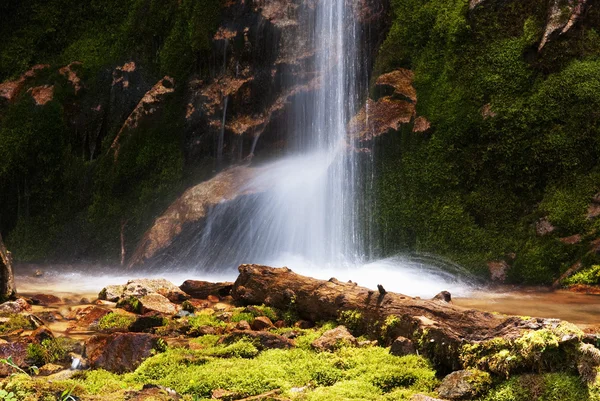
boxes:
[482,373,593,401]
[97,313,136,332]
[374,0,600,283]
[188,313,227,330]
[0,314,34,334]
[26,339,66,366]
[564,265,600,286]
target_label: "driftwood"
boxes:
[232,265,566,371]
[0,233,15,301]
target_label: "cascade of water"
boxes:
[177,0,363,271]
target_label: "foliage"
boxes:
[0,314,34,334]
[26,338,66,366]
[373,0,600,282]
[98,312,136,332]
[564,265,600,286]
[482,373,591,401]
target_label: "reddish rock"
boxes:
[413,116,431,133]
[110,76,175,160]
[481,103,497,119]
[0,64,49,103]
[0,298,31,313]
[180,280,234,299]
[535,217,555,236]
[0,341,29,376]
[69,306,112,331]
[38,363,64,376]
[311,326,358,352]
[31,293,63,306]
[28,85,54,105]
[236,320,252,331]
[390,336,416,356]
[138,293,179,315]
[219,330,295,350]
[58,62,83,93]
[567,284,600,295]
[207,295,220,303]
[559,234,582,245]
[85,333,160,373]
[349,97,415,142]
[487,261,509,283]
[251,316,274,331]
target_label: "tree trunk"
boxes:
[231,264,566,371]
[0,233,16,301]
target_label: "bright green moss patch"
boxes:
[98,312,136,332]
[0,314,34,334]
[482,373,591,401]
[188,314,227,329]
[564,265,600,286]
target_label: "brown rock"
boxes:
[432,291,452,303]
[438,370,490,400]
[251,316,274,331]
[390,336,416,356]
[138,293,179,315]
[207,295,220,303]
[481,103,497,119]
[375,69,417,102]
[85,333,160,373]
[68,306,112,331]
[28,85,54,105]
[559,234,582,245]
[294,320,313,329]
[539,0,589,52]
[110,76,175,160]
[535,217,555,236]
[99,284,126,302]
[588,203,600,219]
[236,320,252,331]
[0,64,49,103]
[0,298,31,313]
[31,293,63,306]
[30,326,54,344]
[38,363,64,376]
[219,330,295,350]
[0,341,29,376]
[348,97,415,142]
[211,388,241,400]
[411,395,448,401]
[58,62,83,94]
[125,384,182,401]
[413,116,431,133]
[122,279,189,303]
[487,261,509,283]
[180,280,234,299]
[311,326,358,352]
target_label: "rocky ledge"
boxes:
[0,265,599,400]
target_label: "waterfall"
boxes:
[178,0,365,271]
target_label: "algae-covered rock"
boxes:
[312,326,358,352]
[437,369,491,400]
[85,333,160,373]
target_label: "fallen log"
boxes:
[232,265,595,373]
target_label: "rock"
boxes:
[58,62,83,94]
[539,0,589,52]
[68,306,112,331]
[38,363,64,376]
[480,103,497,119]
[487,261,509,283]
[411,395,448,401]
[413,116,431,133]
[99,285,126,302]
[129,312,167,332]
[125,384,182,401]
[30,293,64,306]
[552,261,583,289]
[211,388,241,400]
[577,343,600,383]
[219,330,295,350]
[433,291,452,303]
[311,326,358,352]
[85,333,160,373]
[122,279,189,303]
[0,64,49,103]
[128,166,265,267]
[110,76,176,160]
[588,203,600,219]
[0,233,15,301]
[374,69,417,102]
[437,370,491,400]
[138,293,179,315]
[560,234,582,245]
[30,327,54,344]
[236,320,252,331]
[251,316,274,331]
[179,280,234,299]
[207,295,220,303]
[28,85,54,105]
[0,298,31,313]
[535,217,555,236]
[0,341,29,376]
[294,320,313,329]
[390,336,416,356]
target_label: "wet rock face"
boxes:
[179,280,233,299]
[85,333,160,373]
[0,341,29,376]
[0,234,15,301]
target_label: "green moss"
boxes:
[26,338,66,366]
[564,265,600,286]
[98,313,136,332]
[231,312,255,324]
[249,305,278,322]
[0,314,34,334]
[338,310,365,335]
[482,373,591,401]
[188,314,227,329]
[116,296,142,314]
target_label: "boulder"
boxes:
[437,370,491,400]
[30,293,63,306]
[433,291,452,303]
[0,298,31,314]
[487,261,509,283]
[311,326,358,352]
[67,306,112,331]
[390,336,416,356]
[0,341,29,376]
[0,233,15,301]
[219,330,295,350]
[38,363,64,376]
[122,279,189,303]
[99,285,126,302]
[85,333,160,373]
[138,293,179,315]
[236,321,252,331]
[251,316,274,331]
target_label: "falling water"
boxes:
[168,0,474,297]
